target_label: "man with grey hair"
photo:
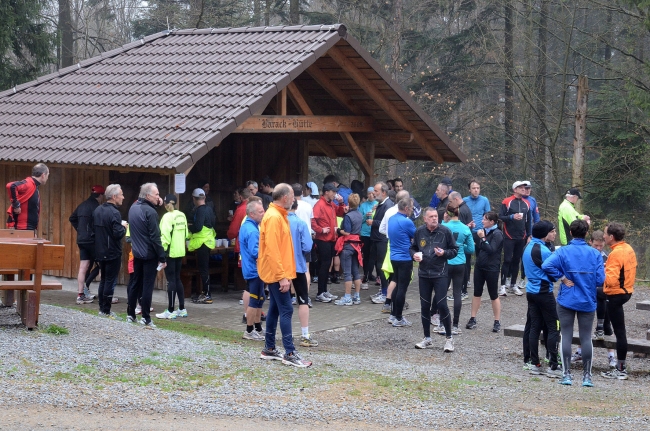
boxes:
[6,163,49,231]
[367,182,394,303]
[92,184,127,319]
[247,180,271,210]
[127,182,166,329]
[435,182,451,222]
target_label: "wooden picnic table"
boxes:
[181,246,236,298]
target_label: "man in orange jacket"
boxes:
[600,222,637,380]
[258,183,311,368]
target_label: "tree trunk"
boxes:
[573,75,588,213]
[254,0,261,26]
[265,0,270,26]
[537,0,549,195]
[390,0,403,81]
[289,0,299,24]
[504,0,514,168]
[58,0,74,68]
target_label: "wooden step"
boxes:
[504,324,650,354]
[636,301,650,311]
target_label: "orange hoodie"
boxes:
[257,202,296,284]
[604,241,637,295]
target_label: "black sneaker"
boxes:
[261,312,266,322]
[492,320,501,333]
[260,348,283,361]
[466,317,477,330]
[242,314,247,324]
[282,351,312,368]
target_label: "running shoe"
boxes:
[260,348,283,361]
[516,279,526,290]
[582,373,594,387]
[111,297,119,304]
[392,317,412,327]
[570,351,582,363]
[300,336,319,347]
[76,295,93,305]
[361,282,369,290]
[443,337,454,352]
[330,274,340,284]
[404,301,410,310]
[174,309,188,318]
[352,295,361,305]
[498,285,507,296]
[387,315,397,325]
[307,298,313,308]
[546,367,562,379]
[380,303,391,313]
[371,294,386,304]
[559,374,573,385]
[242,314,247,324]
[452,325,462,335]
[432,314,440,327]
[155,309,177,319]
[291,296,297,306]
[492,320,501,333]
[433,325,446,335]
[601,367,628,380]
[608,355,617,368]
[83,288,96,300]
[509,285,523,296]
[529,364,544,375]
[98,311,119,320]
[466,317,477,330]
[315,293,332,303]
[282,351,312,368]
[126,315,136,323]
[242,330,264,341]
[141,318,156,329]
[593,329,605,340]
[446,295,454,301]
[375,276,381,286]
[371,291,383,299]
[334,296,353,306]
[311,276,318,284]
[323,292,339,300]
[461,292,469,301]
[261,312,266,321]
[415,337,434,349]
[522,362,534,371]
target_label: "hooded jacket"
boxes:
[522,238,556,294]
[311,196,346,242]
[604,241,637,296]
[475,226,504,272]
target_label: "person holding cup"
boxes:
[410,207,458,351]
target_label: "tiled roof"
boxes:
[0,24,464,171]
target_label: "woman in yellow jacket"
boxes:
[157,194,190,319]
[601,222,637,380]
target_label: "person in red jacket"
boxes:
[227,187,251,251]
[311,182,347,302]
[6,163,50,230]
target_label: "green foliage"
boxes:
[0,0,54,91]
[42,324,69,335]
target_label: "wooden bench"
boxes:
[0,241,65,329]
[0,229,36,305]
[181,266,223,298]
[635,301,650,340]
[503,324,650,354]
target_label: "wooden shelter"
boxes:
[0,24,465,286]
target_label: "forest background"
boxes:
[3,0,650,276]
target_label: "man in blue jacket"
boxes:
[522,221,561,378]
[463,180,490,294]
[240,200,266,341]
[517,181,541,290]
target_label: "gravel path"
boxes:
[2,284,650,430]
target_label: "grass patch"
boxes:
[42,324,68,335]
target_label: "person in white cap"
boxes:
[497,181,531,297]
[302,182,320,207]
[187,188,216,304]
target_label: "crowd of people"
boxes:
[4,164,639,377]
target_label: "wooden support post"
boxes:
[365,142,375,187]
[326,47,443,163]
[276,88,287,116]
[573,75,588,213]
[340,132,372,178]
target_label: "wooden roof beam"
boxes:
[382,142,408,163]
[288,83,337,160]
[326,46,444,164]
[309,140,338,159]
[306,65,364,115]
[340,132,372,178]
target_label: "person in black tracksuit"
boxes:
[498,182,531,295]
[92,185,126,316]
[127,183,166,326]
[466,211,504,332]
[410,208,458,342]
[70,186,104,302]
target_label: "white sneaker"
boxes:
[510,285,524,296]
[516,279,527,290]
[432,313,440,327]
[498,285,507,296]
[415,337,434,349]
[315,293,332,303]
[433,325,446,335]
[452,325,462,335]
[155,309,177,319]
[371,294,386,304]
[444,337,454,352]
[387,315,397,325]
[323,291,339,300]
[135,306,142,315]
[242,329,264,341]
[361,283,369,290]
